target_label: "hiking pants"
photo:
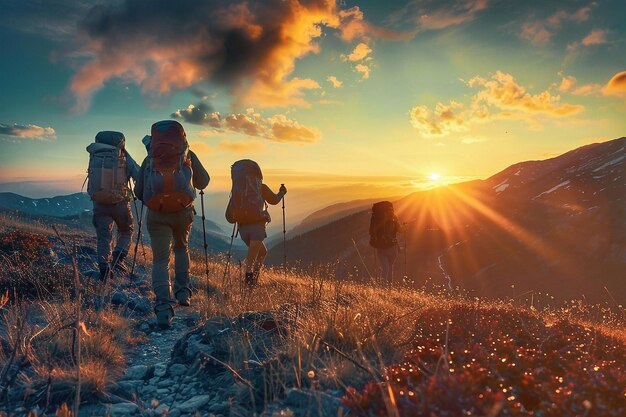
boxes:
[376,245,398,285]
[146,207,194,309]
[92,201,134,268]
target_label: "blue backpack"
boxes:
[225,159,270,225]
[86,131,129,204]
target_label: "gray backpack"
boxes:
[86,131,129,204]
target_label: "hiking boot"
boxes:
[175,289,191,307]
[111,251,129,274]
[245,272,255,286]
[154,305,174,329]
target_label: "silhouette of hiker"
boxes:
[86,131,140,282]
[369,201,403,286]
[135,120,209,329]
[225,160,286,286]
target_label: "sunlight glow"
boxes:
[429,173,441,181]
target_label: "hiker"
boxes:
[225,160,286,286]
[86,131,140,282]
[135,120,209,328]
[369,201,403,286]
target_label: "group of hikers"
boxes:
[86,120,403,328]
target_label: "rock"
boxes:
[154,362,168,377]
[108,402,139,416]
[130,296,152,313]
[169,363,188,377]
[178,394,212,413]
[157,378,173,388]
[154,404,170,414]
[285,389,342,417]
[111,291,130,305]
[123,365,150,381]
[139,322,151,333]
[167,408,182,417]
[156,388,169,395]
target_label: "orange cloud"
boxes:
[409,71,584,138]
[469,71,583,117]
[602,71,626,98]
[67,1,411,112]
[559,75,601,96]
[327,76,343,88]
[355,64,371,79]
[341,42,372,62]
[418,0,488,31]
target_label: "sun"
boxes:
[428,172,441,181]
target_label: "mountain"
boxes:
[268,137,626,303]
[0,192,93,217]
[0,192,241,254]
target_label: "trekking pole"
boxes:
[199,190,210,294]
[281,184,287,277]
[130,190,144,278]
[222,223,237,286]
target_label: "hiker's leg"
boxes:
[253,242,268,271]
[387,246,399,285]
[112,202,134,260]
[246,240,264,273]
[172,208,193,301]
[93,203,114,269]
[377,249,390,283]
[146,210,174,307]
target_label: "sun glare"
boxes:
[429,173,441,181]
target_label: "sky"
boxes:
[1,0,625,206]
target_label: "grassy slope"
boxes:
[1,212,625,415]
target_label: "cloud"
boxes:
[355,64,371,79]
[558,74,602,96]
[468,71,583,117]
[218,139,266,154]
[409,71,584,138]
[416,0,488,31]
[0,123,56,141]
[338,6,415,42]
[581,29,608,46]
[172,104,320,143]
[567,29,609,52]
[602,71,626,98]
[341,43,372,62]
[64,0,411,112]
[410,101,468,137]
[327,76,343,88]
[519,6,593,46]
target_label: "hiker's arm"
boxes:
[125,151,140,182]
[261,184,285,205]
[189,151,210,190]
[134,158,147,202]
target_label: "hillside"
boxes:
[0,211,624,417]
[268,137,626,304]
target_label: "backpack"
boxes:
[86,131,129,204]
[225,159,270,225]
[369,201,398,249]
[142,120,196,213]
